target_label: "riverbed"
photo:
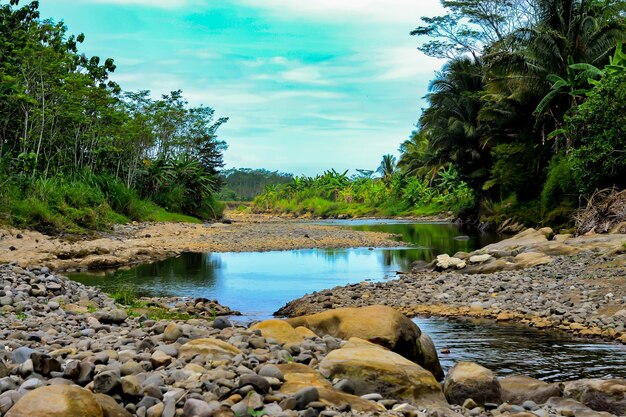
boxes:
[67,220,626,381]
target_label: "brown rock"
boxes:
[94,394,133,417]
[563,379,626,415]
[287,305,443,379]
[6,385,104,417]
[500,375,562,405]
[249,320,303,344]
[318,337,445,407]
[179,338,242,360]
[443,362,502,406]
[276,362,384,412]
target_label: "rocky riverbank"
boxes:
[0,215,399,272]
[277,229,626,344]
[1,263,626,417]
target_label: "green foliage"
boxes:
[253,167,475,218]
[541,154,576,211]
[565,70,626,193]
[219,168,293,201]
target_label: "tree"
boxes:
[377,154,397,184]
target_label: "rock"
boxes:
[259,364,284,381]
[419,333,444,382]
[93,309,128,324]
[121,375,142,397]
[443,362,502,406]
[514,252,553,268]
[213,317,232,329]
[563,379,626,415]
[12,347,36,364]
[500,375,563,405]
[239,374,271,394]
[287,305,443,380]
[163,323,183,342]
[294,387,319,410]
[277,363,384,412]
[545,397,616,417]
[94,393,133,417]
[468,254,493,264]
[318,338,445,407]
[249,320,304,344]
[183,398,217,417]
[94,370,121,394]
[294,326,317,338]
[5,385,104,417]
[179,338,242,360]
[151,350,173,368]
[436,254,466,269]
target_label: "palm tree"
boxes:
[418,57,491,193]
[377,154,397,184]
[485,0,626,138]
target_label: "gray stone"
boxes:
[259,364,284,381]
[294,387,319,410]
[12,347,36,364]
[93,370,121,394]
[239,373,271,394]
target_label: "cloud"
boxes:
[238,0,445,24]
[73,0,201,9]
[280,66,329,85]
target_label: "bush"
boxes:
[541,154,576,211]
[565,70,626,194]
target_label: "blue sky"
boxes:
[43,0,445,176]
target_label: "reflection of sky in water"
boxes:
[70,222,500,318]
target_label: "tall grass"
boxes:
[0,171,205,233]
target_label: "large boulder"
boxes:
[276,363,384,412]
[287,305,443,380]
[563,379,626,415]
[6,385,104,417]
[249,319,304,344]
[546,397,616,417]
[179,338,241,360]
[318,337,446,407]
[500,375,562,405]
[443,362,502,406]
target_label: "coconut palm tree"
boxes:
[377,154,397,184]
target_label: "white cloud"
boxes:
[239,0,445,24]
[73,0,201,9]
[280,66,329,85]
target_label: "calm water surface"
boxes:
[69,221,626,381]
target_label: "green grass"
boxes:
[0,172,205,233]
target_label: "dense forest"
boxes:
[257,0,626,228]
[219,169,293,201]
[0,1,228,232]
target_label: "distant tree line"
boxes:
[219,168,293,201]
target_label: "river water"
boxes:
[69,220,626,381]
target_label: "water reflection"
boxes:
[417,317,626,381]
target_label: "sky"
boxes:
[42,0,446,176]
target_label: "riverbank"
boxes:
[277,231,626,344]
[1,263,625,417]
[0,214,400,272]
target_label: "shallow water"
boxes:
[70,221,492,317]
[416,317,626,381]
[68,221,626,381]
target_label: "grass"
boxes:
[0,173,205,233]
[108,285,194,321]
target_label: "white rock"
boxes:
[468,254,493,264]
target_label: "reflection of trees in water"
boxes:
[353,223,499,262]
[72,253,222,297]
